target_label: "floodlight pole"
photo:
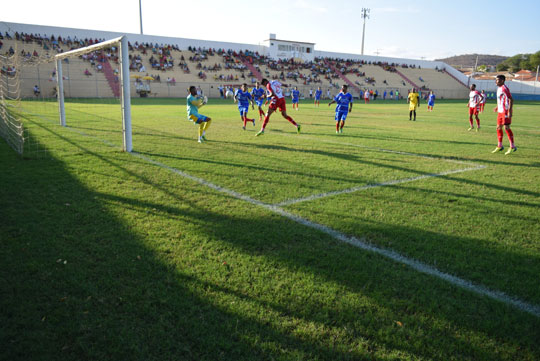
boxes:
[361,8,370,56]
[139,0,143,35]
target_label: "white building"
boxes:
[264,34,315,62]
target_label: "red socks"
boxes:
[285,115,297,126]
[261,115,269,130]
[497,128,504,147]
[505,128,514,147]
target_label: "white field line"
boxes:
[131,151,540,318]
[276,164,486,206]
[33,116,539,317]
[272,133,487,206]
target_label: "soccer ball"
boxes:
[225,90,233,99]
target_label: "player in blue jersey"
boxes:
[291,86,300,111]
[186,85,211,143]
[314,87,322,107]
[234,83,255,130]
[251,81,266,121]
[427,91,436,112]
[328,85,353,134]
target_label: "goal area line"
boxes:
[275,164,486,206]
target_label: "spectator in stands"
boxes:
[33,85,40,97]
[84,69,92,76]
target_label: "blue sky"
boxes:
[3,0,540,60]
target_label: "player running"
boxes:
[492,75,516,154]
[427,91,436,111]
[467,84,484,131]
[291,86,300,111]
[364,89,370,104]
[186,85,211,143]
[328,85,353,134]
[407,88,420,121]
[256,78,301,136]
[251,81,266,121]
[314,87,322,107]
[234,83,255,130]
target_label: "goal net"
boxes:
[0,35,132,157]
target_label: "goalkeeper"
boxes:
[187,85,212,143]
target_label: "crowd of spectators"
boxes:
[3,30,444,94]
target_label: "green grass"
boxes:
[1,98,539,360]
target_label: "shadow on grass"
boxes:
[1,122,539,360]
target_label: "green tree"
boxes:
[529,51,540,71]
[497,63,509,71]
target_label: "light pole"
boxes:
[139,0,143,35]
[361,8,370,56]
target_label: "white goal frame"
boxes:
[55,36,133,152]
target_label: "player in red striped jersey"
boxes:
[467,84,484,131]
[255,79,301,136]
[492,75,516,154]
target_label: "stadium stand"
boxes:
[2,28,472,99]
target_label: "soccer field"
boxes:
[2,98,540,360]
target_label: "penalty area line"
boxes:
[130,151,539,319]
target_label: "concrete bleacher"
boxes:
[2,33,469,100]
[398,67,469,98]
[2,37,115,98]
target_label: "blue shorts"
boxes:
[189,114,209,124]
[428,101,435,106]
[292,98,299,104]
[238,105,249,116]
[255,99,264,107]
[335,111,348,122]
[315,96,321,101]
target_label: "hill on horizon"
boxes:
[436,54,508,68]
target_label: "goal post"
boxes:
[55,36,133,152]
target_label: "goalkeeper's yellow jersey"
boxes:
[408,92,419,104]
